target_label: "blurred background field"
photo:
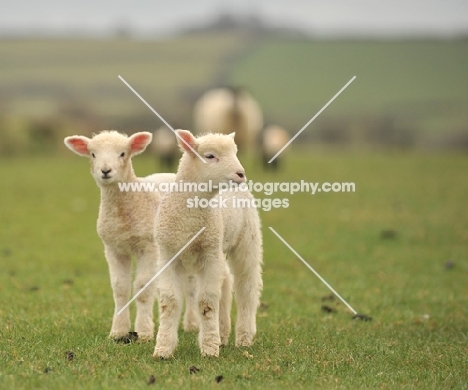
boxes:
[1,19,468,154]
[1,3,468,389]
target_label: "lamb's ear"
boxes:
[228,132,236,139]
[175,130,198,154]
[64,136,90,156]
[129,132,152,156]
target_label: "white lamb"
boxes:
[153,130,263,358]
[193,87,263,152]
[64,131,175,341]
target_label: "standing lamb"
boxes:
[193,87,263,152]
[64,131,175,341]
[261,124,290,171]
[153,130,263,358]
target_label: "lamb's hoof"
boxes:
[110,330,132,341]
[113,331,139,344]
[153,346,174,359]
[135,332,154,342]
[201,345,219,357]
[235,333,254,347]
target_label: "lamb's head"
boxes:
[176,130,246,186]
[64,131,152,186]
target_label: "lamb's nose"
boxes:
[102,168,112,176]
[236,171,245,180]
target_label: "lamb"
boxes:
[193,87,263,152]
[151,126,179,170]
[64,131,175,341]
[261,124,290,171]
[153,130,263,358]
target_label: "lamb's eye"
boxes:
[120,152,125,157]
[205,154,215,160]
[91,153,96,158]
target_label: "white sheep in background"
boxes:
[153,130,263,358]
[193,87,263,152]
[261,124,291,171]
[151,126,179,170]
[64,131,175,342]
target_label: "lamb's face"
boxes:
[64,131,153,187]
[176,130,246,186]
[87,134,132,186]
[197,135,246,186]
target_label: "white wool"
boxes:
[64,130,175,341]
[153,130,263,358]
[193,88,263,152]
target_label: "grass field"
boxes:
[1,35,467,147]
[1,150,467,389]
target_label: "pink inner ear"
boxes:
[68,138,88,155]
[178,132,194,152]
[130,133,151,153]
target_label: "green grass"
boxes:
[228,39,468,139]
[1,150,467,389]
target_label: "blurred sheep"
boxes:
[261,124,290,171]
[151,126,179,170]
[193,87,263,152]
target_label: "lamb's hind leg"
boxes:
[183,275,199,332]
[229,244,263,347]
[219,263,232,346]
[105,246,132,340]
[196,254,224,357]
[133,245,158,341]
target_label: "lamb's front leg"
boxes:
[133,244,158,341]
[105,245,132,340]
[153,265,182,359]
[196,255,224,357]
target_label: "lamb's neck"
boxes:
[174,173,219,201]
[99,185,124,211]
[99,171,139,212]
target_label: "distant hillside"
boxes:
[0,32,253,155]
[228,39,468,148]
[1,31,467,155]
[181,13,307,38]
